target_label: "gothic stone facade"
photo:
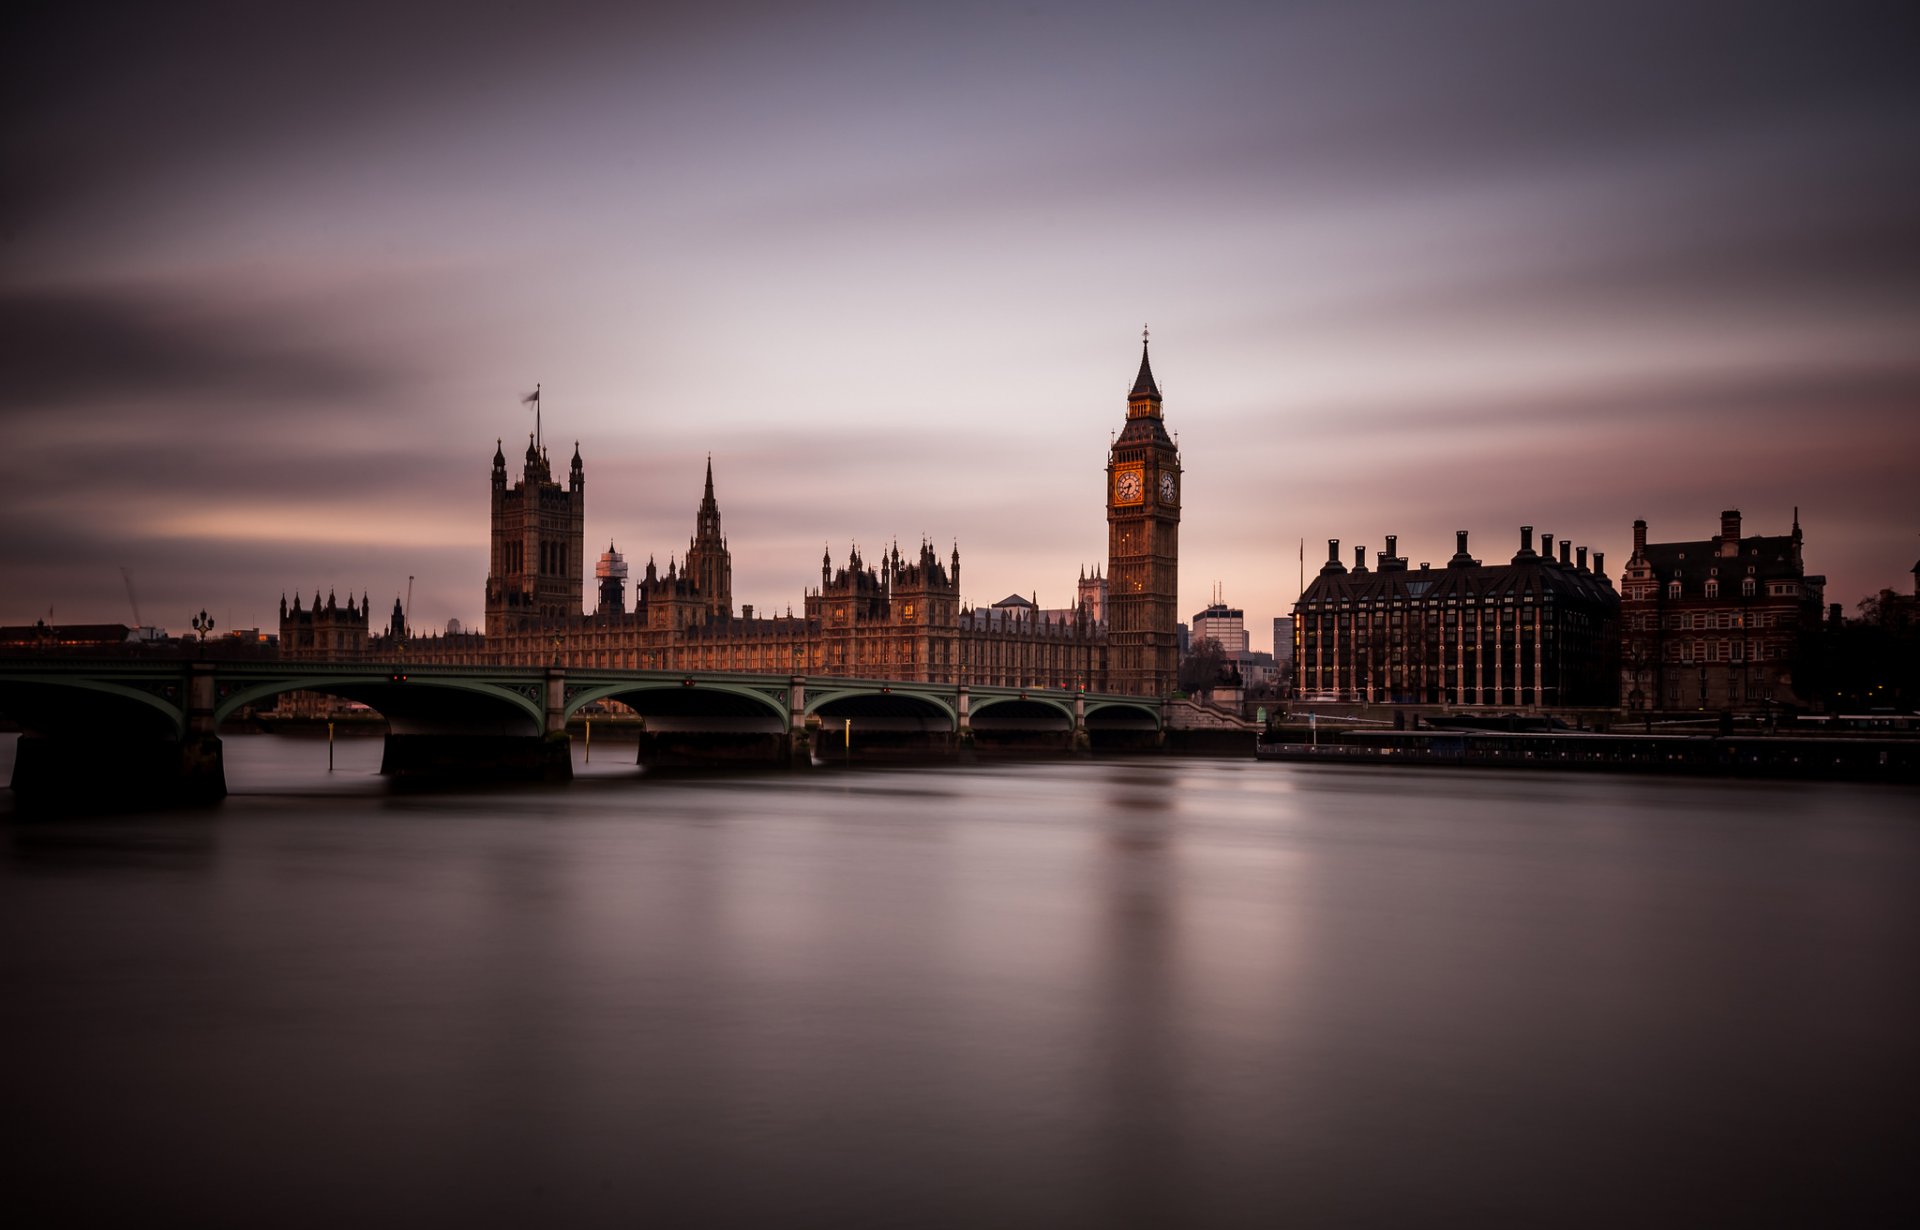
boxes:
[284,345,1183,695]
[1294,528,1620,708]
[1105,339,1181,697]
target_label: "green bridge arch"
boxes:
[213,674,547,730]
[564,678,791,725]
[0,672,189,738]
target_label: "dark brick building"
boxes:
[1618,509,1824,713]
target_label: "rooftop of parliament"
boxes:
[279,341,1190,696]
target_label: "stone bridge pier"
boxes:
[6,663,227,811]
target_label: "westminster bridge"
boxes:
[0,660,1165,807]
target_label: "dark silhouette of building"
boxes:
[486,434,586,633]
[682,457,731,623]
[280,590,371,661]
[1293,528,1619,707]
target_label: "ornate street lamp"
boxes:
[192,609,215,642]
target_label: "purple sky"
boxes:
[5,1,1917,651]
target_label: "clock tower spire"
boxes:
[1105,327,1181,697]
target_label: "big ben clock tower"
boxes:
[1106,329,1181,697]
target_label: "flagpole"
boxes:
[535,383,542,455]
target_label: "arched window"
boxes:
[1704,579,1719,599]
[1668,581,1682,600]
[1742,578,1755,597]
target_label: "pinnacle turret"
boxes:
[1129,329,1161,400]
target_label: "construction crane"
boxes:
[121,566,143,628]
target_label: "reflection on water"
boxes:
[3,734,1917,1226]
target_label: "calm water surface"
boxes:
[3,733,1917,1227]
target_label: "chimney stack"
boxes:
[1720,509,1741,543]
[1576,546,1588,572]
[1353,545,1367,571]
[1633,519,1647,555]
[1593,551,1606,580]
[1328,539,1340,564]
[1450,530,1477,569]
[1385,534,1398,558]
[1541,532,1554,562]
[1520,525,1535,555]
[1559,540,1572,566]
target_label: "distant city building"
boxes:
[278,341,1187,696]
[1272,616,1295,664]
[1190,602,1249,654]
[0,622,144,653]
[1191,597,1275,689]
[1618,509,1825,713]
[1294,529,1619,707]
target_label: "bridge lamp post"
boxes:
[192,609,215,643]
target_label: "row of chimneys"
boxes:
[1628,510,1744,556]
[1323,528,1605,577]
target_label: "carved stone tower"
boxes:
[1105,332,1181,696]
[485,434,586,635]
[682,456,733,622]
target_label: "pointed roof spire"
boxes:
[1130,324,1161,399]
[704,454,715,500]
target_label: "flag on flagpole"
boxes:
[521,388,540,405]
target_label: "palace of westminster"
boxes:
[277,336,1843,713]
[282,341,1185,697]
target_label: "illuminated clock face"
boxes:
[1115,470,1143,503]
[1159,472,1177,504]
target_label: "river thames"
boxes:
[3,734,1916,1227]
